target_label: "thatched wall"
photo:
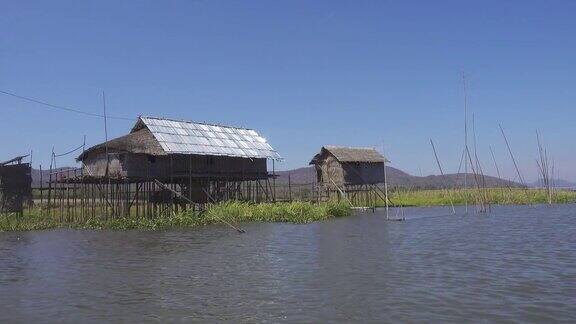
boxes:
[341,162,384,185]
[83,153,125,178]
[314,154,344,187]
[78,128,165,161]
[82,152,268,180]
[0,164,32,212]
[80,125,271,181]
[311,147,385,187]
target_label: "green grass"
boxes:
[205,200,351,224]
[4,189,574,232]
[386,188,576,207]
[0,201,352,232]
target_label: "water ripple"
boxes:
[1,204,575,322]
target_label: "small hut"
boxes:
[310,146,388,207]
[310,146,387,187]
[0,155,32,214]
[309,146,388,206]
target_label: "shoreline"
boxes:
[2,188,576,232]
[0,201,352,232]
[386,188,576,207]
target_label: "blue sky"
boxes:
[1,0,575,181]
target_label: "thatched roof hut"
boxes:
[310,146,387,187]
[78,128,165,160]
[0,155,32,213]
[78,116,281,181]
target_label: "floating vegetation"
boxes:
[0,201,352,232]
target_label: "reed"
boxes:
[385,188,576,207]
[536,130,554,205]
[204,200,351,224]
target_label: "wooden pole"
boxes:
[430,139,456,214]
[536,130,552,205]
[155,179,245,233]
[499,124,533,206]
[272,159,276,202]
[464,146,486,211]
[48,149,54,217]
[500,124,526,186]
[39,164,43,215]
[102,91,112,218]
[189,155,192,209]
[382,142,389,219]
[288,173,292,202]
[462,72,469,214]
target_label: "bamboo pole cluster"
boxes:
[536,130,554,205]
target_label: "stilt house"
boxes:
[309,146,387,188]
[77,116,281,203]
[0,155,32,214]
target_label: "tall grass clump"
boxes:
[204,200,351,224]
[0,210,59,232]
[325,201,353,218]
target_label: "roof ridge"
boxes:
[140,116,255,131]
[324,145,378,150]
[315,145,386,163]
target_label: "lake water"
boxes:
[1,204,576,322]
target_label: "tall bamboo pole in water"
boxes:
[39,164,43,216]
[536,130,552,205]
[489,146,501,179]
[382,141,389,220]
[472,114,490,212]
[499,124,526,186]
[489,145,511,202]
[48,148,54,217]
[462,73,469,213]
[464,146,485,210]
[430,139,456,214]
[102,91,111,219]
[288,173,292,202]
[499,124,532,205]
[272,159,276,202]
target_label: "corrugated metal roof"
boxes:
[135,116,282,160]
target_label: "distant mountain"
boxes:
[529,179,576,189]
[31,165,523,189]
[31,167,76,187]
[275,166,523,189]
[408,173,522,189]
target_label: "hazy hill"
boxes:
[31,167,75,187]
[529,179,576,189]
[275,166,523,189]
[30,165,528,189]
